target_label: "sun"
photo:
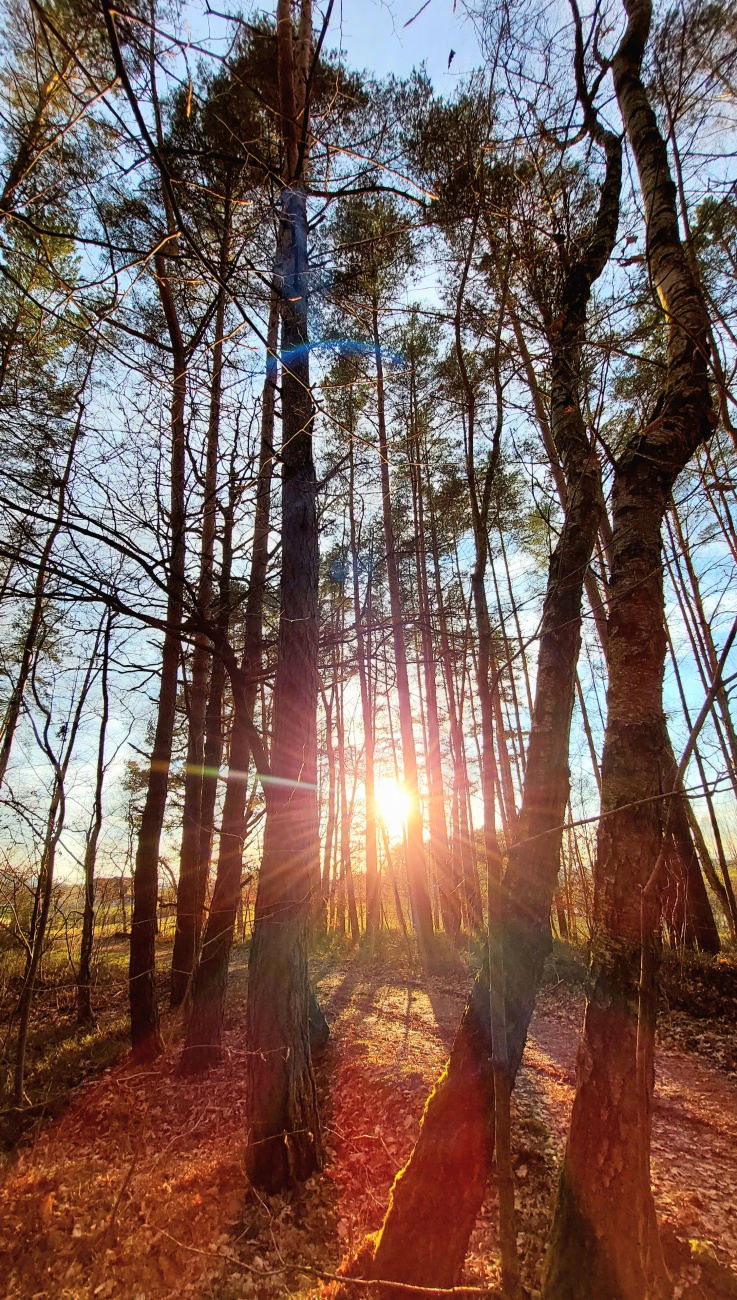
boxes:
[375,777,411,840]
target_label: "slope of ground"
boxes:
[1,946,736,1298]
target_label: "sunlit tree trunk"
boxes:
[320,680,338,922]
[195,515,233,928]
[544,2,717,1289]
[426,485,480,930]
[408,390,460,940]
[337,661,360,942]
[372,296,433,955]
[362,108,621,1292]
[518,302,717,954]
[458,228,521,1292]
[349,433,380,936]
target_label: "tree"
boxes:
[543,0,718,1292]
[13,611,105,1103]
[243,0,325,1192]
[76,610,113,1025]
[352,48,623,1289]
[180,291,278,1072]
[126,200,188,1061]
[330,193,434,954]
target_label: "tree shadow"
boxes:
[423,973,470,1050]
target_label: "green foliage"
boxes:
[609,288,668,452]
[328,193,416,310]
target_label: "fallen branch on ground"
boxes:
[151,1225,498,1295]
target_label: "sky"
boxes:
[328,0,482,87]
[6,0,736,887]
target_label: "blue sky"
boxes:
[326,0,482,86]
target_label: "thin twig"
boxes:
[150,1226,496,1294]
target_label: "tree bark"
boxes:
[426,483,480,931]
[659,723,720,953]
[543,1,717,1291]
[516,295,717,955]
[408,389,460,941]
[77,612,113,1026]
[129,254,187,1060]
[349,429,380,937]
[358,105,622,1293]
[180,291,277,1072]
[243,0,324,1191]
[171,193,230,1008]
[337,671,360,943]
[245,184,323,1187]
[372,296,434,955]
[457,223,523,1292]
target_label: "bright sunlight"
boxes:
[375,777,411,841]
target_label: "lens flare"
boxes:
[375,778,411,840]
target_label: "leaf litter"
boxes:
[1,953,737,1298]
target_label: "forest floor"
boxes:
[2,940,737,1299]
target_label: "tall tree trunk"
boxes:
[349,431,380,937]
[670,505,737,779]
[193,413,242,954]
[408,394,460,940]
[337,668,360,943]
[320,680,338,917]
[667,628,737,934]
[171,194,230,1008]
[426,482,480,930]
[489,543,526,782]
[667,538,737,799]
[457,227,522,1292]
[372,296,433,955]
[544,2,717,1291]
[77,612,113,1026]
[511,308,612,657]
[497,523,534,719]
[243,0,324,1191]
[180,291,277,1073]
[359,107,621,1292]
[129,255,187,1060]
[516,297,717,954]
[15,793,64,1105]
[659,723,720,953]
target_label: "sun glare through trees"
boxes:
[375,779,412,842]
[1,0,737,1296]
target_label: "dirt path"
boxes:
[1,959,736,1298]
